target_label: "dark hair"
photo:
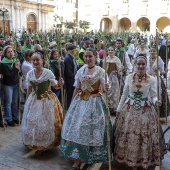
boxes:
[4,40,12,46]
[0,35,4,39]
[32,50,44,59]
[86,48,97,56]
[50,49,58,59]
[25,49,34,61]
[151,45,156,49]
[136,53,147,62]
[116,38,122,43]
[94,38,99,45]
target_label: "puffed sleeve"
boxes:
[115,57,122,71]
[125,52,133,73]
[158,56,165,72]
[73,72,81,88]
[26,70,32,86]
[48,70,58,86]
[116,75,129,112]
[149,76,157,104]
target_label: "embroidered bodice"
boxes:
[74,65,108,99]
[26,68,58,100]
[103,56,121,76]
[30,80,51,100]
[117,73,157,112]
[146,56,164,76]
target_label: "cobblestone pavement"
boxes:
[0,116,169,170]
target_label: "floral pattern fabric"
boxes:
[114,103,166,169]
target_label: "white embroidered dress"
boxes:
[104,56,122,111]
[21,68,59,148]
[61,65,107,146]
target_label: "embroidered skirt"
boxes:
[60,96,113,164]
[21,92,63,150]
[113,104,166,169]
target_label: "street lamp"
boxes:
[0,7,9,37]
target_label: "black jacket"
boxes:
[64,53,77,87]
[0,63,19,86]
[50,59,65,80]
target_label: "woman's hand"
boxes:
[104,83,110,92]
[58,77,64,86]
[15,60,21,70]
[44,61,49,68]
[155,100,162,107]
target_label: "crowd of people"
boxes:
[0,31,169,170]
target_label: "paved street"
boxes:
[0,116,170,170]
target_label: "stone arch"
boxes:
[27,13,37,33]
[156,16,170,32]
[100,18,112,33]
[119,17,131,31]
[137,17,150,32]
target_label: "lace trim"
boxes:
[76,65,105,92]
[26,68,58,85]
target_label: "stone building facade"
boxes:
[0,0,55,35]
[79,0,170,34]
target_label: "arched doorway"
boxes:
[137,17,150,32]
[0,12,10,36]
[119,17,131,31]
[27,13,37,33]
[156,17,170,32]
[100,18,112,33]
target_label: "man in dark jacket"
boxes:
[64,45,78,109]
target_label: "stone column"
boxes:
[131,22,137,32]
[18,6,24,30]
[150,21,156,35]
[14,4,19,31]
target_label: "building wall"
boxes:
[78,0,170,34]
[0,0,55,34]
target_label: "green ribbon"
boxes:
[128,93,148,109]
[1,56,17,67]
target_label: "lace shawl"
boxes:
[26,68,58,86]
[74,65,108,92]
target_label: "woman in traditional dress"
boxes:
[60,48,112,170]
[21,51,63,152]
[103,46,122,116]
[146,46,170,118]
[134,40,149,59]
[114,54,166,169]
[133,40,149,72]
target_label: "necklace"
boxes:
[88,65,95,69]
[34,69,43,78]
[136,73,146,82]
[133,73,146,83]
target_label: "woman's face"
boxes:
[84,51,96,67]
[5,47,14,59]
[10,42,14,50]
[150,48,156,57]
[31,54,43,69]
[140,42,145,48]
[108,47,115,56]
[52,51,59,59]
[17,43,22,51]
[136,58,146,75]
